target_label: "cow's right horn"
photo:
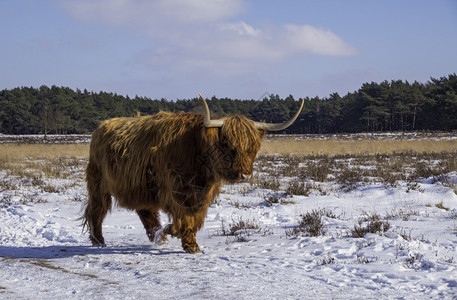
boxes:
[253,98,304,131]
[199,93,224,128]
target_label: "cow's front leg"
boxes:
[163,217,201,254]
[181,228,200,254]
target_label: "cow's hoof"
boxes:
[153,228,168,245]
[183,246,201,254]
[90,237,106,247]
[91,242,106,248]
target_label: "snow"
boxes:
[266,132,457,141]
[1,162,457,299]
[0,134,91,144]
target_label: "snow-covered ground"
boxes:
[0,134,91,144]
[266,132,457,141]
[1,156,457,299]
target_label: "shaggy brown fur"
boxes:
[82,111,265,253]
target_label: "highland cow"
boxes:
[82,94,304,253]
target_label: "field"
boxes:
[1,133,457,299]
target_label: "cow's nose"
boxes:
[241,174,252,181]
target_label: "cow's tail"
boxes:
[78,203,91,233]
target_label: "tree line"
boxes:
[0,74,456,135]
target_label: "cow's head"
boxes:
[199,93,304,183]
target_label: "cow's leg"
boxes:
[83,193,111,246]
[180,225,200,254]
[163,214,204,254]
[88,193,111,246]
[136,209,167,244]
[83,161,112,246]
[181,206,212,253]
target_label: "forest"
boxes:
[0,74,456,135]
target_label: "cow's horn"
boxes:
[199,93,224,128]
[254,98,304,131]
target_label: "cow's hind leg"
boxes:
[136,209,167,244]
[83,162,112,246]
[83,192,112,246]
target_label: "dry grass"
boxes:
[259,138,457,155]
[0,134,456,197]
[0,144,89,163]
[0,144,89,197]
[1,135,454,160]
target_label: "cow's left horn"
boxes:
[199,93,224,128]
[254,98,305,131]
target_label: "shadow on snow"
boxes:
[0,244,183,259]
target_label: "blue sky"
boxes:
[1,0,456,100]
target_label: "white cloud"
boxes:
[216,22,358,61]
[221,21,262,37]
[61,0,357,76]
[281,24,358,56]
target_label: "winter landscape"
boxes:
[1,134,457,299]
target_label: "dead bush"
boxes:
[287,208,336,237]
[352,212,390,238]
